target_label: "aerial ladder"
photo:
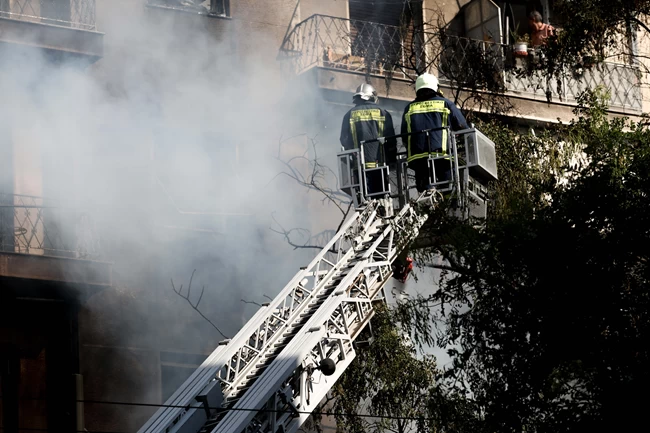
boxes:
[138,127,497,433]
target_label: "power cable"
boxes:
[1,396,435,423]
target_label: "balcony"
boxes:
[0,193,111,298]
[0,0,103,61]
[279,14,419,79]
[145,0,230,18]
[439,35,642,113]
[278,14,642,113]
[0,193,100,258]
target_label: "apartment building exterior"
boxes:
[0,1,645,433]
[280,0,646,136]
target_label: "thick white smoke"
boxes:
[1,2,346,430]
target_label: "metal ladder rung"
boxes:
[273,338,290,347]
[245,368,264,379]
[236,384,252,392]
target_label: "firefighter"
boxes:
[401,73,468,192]
[340,83,396,196]
[392,254,413,284]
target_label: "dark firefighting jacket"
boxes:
[400,94,467,163]
[340,101,396,167]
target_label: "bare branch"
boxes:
[269,135,352,215]
[334,202,353,233]
[241,299,263,307]
[629,16,650,37]
[171,270,228,339]
[270,212,335,252]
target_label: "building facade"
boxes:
[0,1,646,432]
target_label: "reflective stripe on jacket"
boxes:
[401,95,467,163]
[340,101,396,167]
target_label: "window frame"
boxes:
[145,0,231,19]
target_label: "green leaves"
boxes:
[318,88,649,433]
[349,90,650,432]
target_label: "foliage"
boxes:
[391,89,650,432]
[510,27,531,45]
[375,4,515,115]
[329,304,482,433]
[536,1,650,83]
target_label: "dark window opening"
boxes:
[456,1,567,44]
[499,1,569,44]
[147,0,230,17]
[348,0,424,73]
[1,301,77,433]
[501,0,544,43]
[349,0,410,26]
[546,0,567,29]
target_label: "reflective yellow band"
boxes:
[406,152,454,163]
[404,100,450,159]
[350,109,383,122]
[349,109,385,149]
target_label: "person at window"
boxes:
[401,73,468,193]
[528,11,555,47]
[340,83,396,196]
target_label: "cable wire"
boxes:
[2,396,434,422]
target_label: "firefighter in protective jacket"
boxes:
[401,73,468,192]
[340,83,396,195]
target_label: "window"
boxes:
[464,0,503,43]
[501,0,545,43]
[347,0,424,73]
[0,0,72,22]
[456,1,574,44]
[147,0,230,18]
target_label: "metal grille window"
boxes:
[0,0,96,30]
[347,0,424,74]
[146,0,229,17]
[0,193,101,259]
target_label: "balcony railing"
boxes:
[278,14,642,112]
[0,0,96,30]
[0,193,101,259]
[439,35,642,112]
[145,0,228,17]
[279,14,421,79]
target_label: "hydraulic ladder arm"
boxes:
[137,193,438,433]
[138,127,497,433]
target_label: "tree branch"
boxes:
[269,212,332,251]
[241,298,262,307]
[269,135,352,215]
[629,16,650,36]
[171,269,228,339]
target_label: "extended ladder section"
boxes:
[138,194,439,433]
[139,127,497,433]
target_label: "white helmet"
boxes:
[353,83,378,103]
[415,73,439,93]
